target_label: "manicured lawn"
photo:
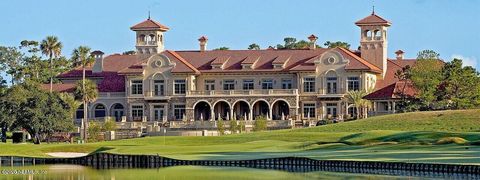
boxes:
[1,109,479,164]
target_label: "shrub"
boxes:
[87,122,103,142]
[239,120,246,133]
[253,116,267,132]
[435,137,467,145]
[102,119,117,132]
[229,119,238,134]
[217,117,225,135]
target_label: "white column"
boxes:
[392,101,396,113]
[268,108,273,120]
[210,109,215,121]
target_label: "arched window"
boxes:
[138,34,146,44]
[364,30,372,40]
[374,30,381,40]
[94,104,106,118]
[149,34,156,45]
[326,71,338,94]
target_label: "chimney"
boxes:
[395,50,404,60]
[308,34,318,50]
[198,36,208,52]
[91,50,105,73]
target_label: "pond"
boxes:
[1,165,476,179]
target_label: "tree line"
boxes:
[211,37,351,51]
[0,36,99,144]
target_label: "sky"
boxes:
[1,0,479,82]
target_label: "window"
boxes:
[131,105,144,120]
[154,80,164,96]
[303,103,316,118]
[174,104,186,120]
[262,79,273,89]
[153,105,165,121]
[131,80,143,95]
[303,77,315,92]
[223,80,235,90]
[326,103,337,118]
[243,79,254,90]
[174,79,186,94]
[347,77,360,91]
[282,79,292,89]
[205,80,215,91]
[326,77,337,94]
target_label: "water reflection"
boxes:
[1,165,478,180]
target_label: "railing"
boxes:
[137,41,157,46]
[317,88,346,96]
[186,89,298,96]
[99,92,125,98]
[144,91,170,99]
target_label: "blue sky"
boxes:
[1,0,479,81]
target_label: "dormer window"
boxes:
[241,56,260,69]
[211,56,230,70]
[272,55,290,69]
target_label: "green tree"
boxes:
[213,47,230,50]
[87,122,102,142]
[123,50,136,55]
[438,58,480,109]
[277,37,297,49]
[324,41,351,49]
[73,79,98,142]
[346,90,372,119]
[2,82,74,144]
[229,118,238,134]
[0,46,24,85]
[72,46,96,142]
[238,120,246,133]
[248,43,260,50]
[0,78,12,142]
[217,117,225,135]
[40,36,63,92]
[276,37,319,50]
[253,116,267,132]
[394,65,413,111]
[102,119,117,132]
[59,93,82,120]
[410,50,443,109]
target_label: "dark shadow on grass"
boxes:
[358,131,480,145]
[89,147,115,155]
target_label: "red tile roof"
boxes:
[272,55,291,64]
[364,81,417,100]
[130,19,169,31]
[242,56,260,64]
[355,13,391,26]
[58,54,145,92]
[41,83,76,93]
[55,47,384,92]
[364,59,419,100]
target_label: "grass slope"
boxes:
[1,109,479,164]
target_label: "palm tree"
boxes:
[71,46,95,142]
[40,36,63,92]
[346,90,372,119]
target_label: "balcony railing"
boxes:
[144,91,170,100]
[99,92,125,98]
[137,41,157,46]
[186,89,298,96]
[317,88,345,97]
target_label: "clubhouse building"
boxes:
[50,12,416,127]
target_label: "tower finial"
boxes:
[372,0,375,15]
[148,11,151,19]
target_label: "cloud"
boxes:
[450,54,478,68]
